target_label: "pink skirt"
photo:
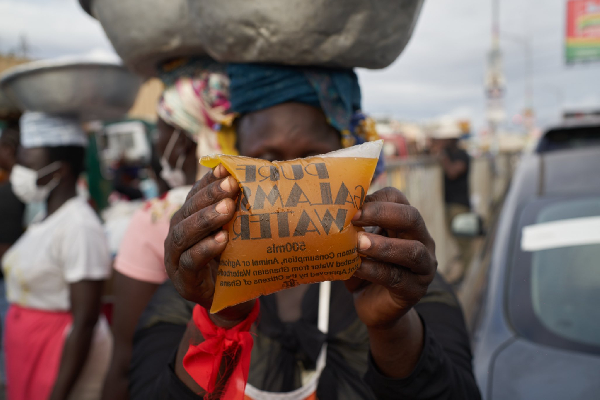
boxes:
[5,304,73,400]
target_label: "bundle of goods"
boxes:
[81,0,424,77]
[80,0,207,77]
[189,0,424,69]
[0,57,142,121]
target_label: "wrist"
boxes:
[367,308,424,379]
[208,299,257,329]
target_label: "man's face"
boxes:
[16,147,58,186]
[237,102,341,162]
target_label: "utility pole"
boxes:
[503,33,535,133]
[485,0,505,154]
[18,35,29,59]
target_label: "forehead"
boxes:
[237,103,341,160]
[17,147,49,170]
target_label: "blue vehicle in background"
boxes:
[457,117,600,399]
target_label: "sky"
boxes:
[1,0,599,132]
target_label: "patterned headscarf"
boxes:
[156,58,237,158]
[224,63,384,176]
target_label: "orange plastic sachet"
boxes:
[201,140,383,313]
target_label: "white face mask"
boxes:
[160,130,187,189]
[10,162,62,204]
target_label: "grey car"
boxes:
[460,119,600,400]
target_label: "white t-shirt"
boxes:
[2,197,111,310]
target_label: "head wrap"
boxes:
[19,112,87,148]
[225,63,384,176]
[156,58,236,157]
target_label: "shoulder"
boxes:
[62,198,105,234]
[139,186,190,225]
[456,148,470,162]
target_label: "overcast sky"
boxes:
[1,0,599,131]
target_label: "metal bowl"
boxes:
[0,59,142,121]
[80,0,207,78]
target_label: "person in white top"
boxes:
[2,112,112,400]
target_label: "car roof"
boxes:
[550,116,600,129]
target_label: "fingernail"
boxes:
[358,233,371,251]
[215,231,228,243]
[214,165,226,179]
[352,210,362,221]
[220,176,233,192]
[215,199,230,214]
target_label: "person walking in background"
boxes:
[0,121,24,262]
[430,120,474,284]
[0,120,25,395]
[2,112,112,400]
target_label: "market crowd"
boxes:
[0,1,481,399]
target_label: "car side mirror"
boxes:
[451,213,485,237]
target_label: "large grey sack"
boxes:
[191,0,424,69]
[84,0,423,77]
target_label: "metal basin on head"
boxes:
[0,59,142,121]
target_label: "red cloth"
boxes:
[5,304,72,400]
[183,302,260,400]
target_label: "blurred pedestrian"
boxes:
[101,58,234,400]
[112,157,144,201]
[0,121,24,264]
[430,120,474,283]
[0,121,25,391]
[2,112,112,400]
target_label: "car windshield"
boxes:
[509,196,600,352]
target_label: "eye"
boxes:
[257,152,279,162]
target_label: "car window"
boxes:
[509,196,600,353]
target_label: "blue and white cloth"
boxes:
[20,112,88,148]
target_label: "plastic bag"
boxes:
[201,140,383,313]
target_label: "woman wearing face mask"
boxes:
[101,58,234,400]
[2,112,112,400]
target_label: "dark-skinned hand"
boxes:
[347,187,437,329]
[164,165,255,327]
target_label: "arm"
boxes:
[49,280,104,400]
[162,165,255,395]
[101,272,160,400]
[364,276,480,399]
[350,188,480,399]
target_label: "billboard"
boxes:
[566,0,600,63]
